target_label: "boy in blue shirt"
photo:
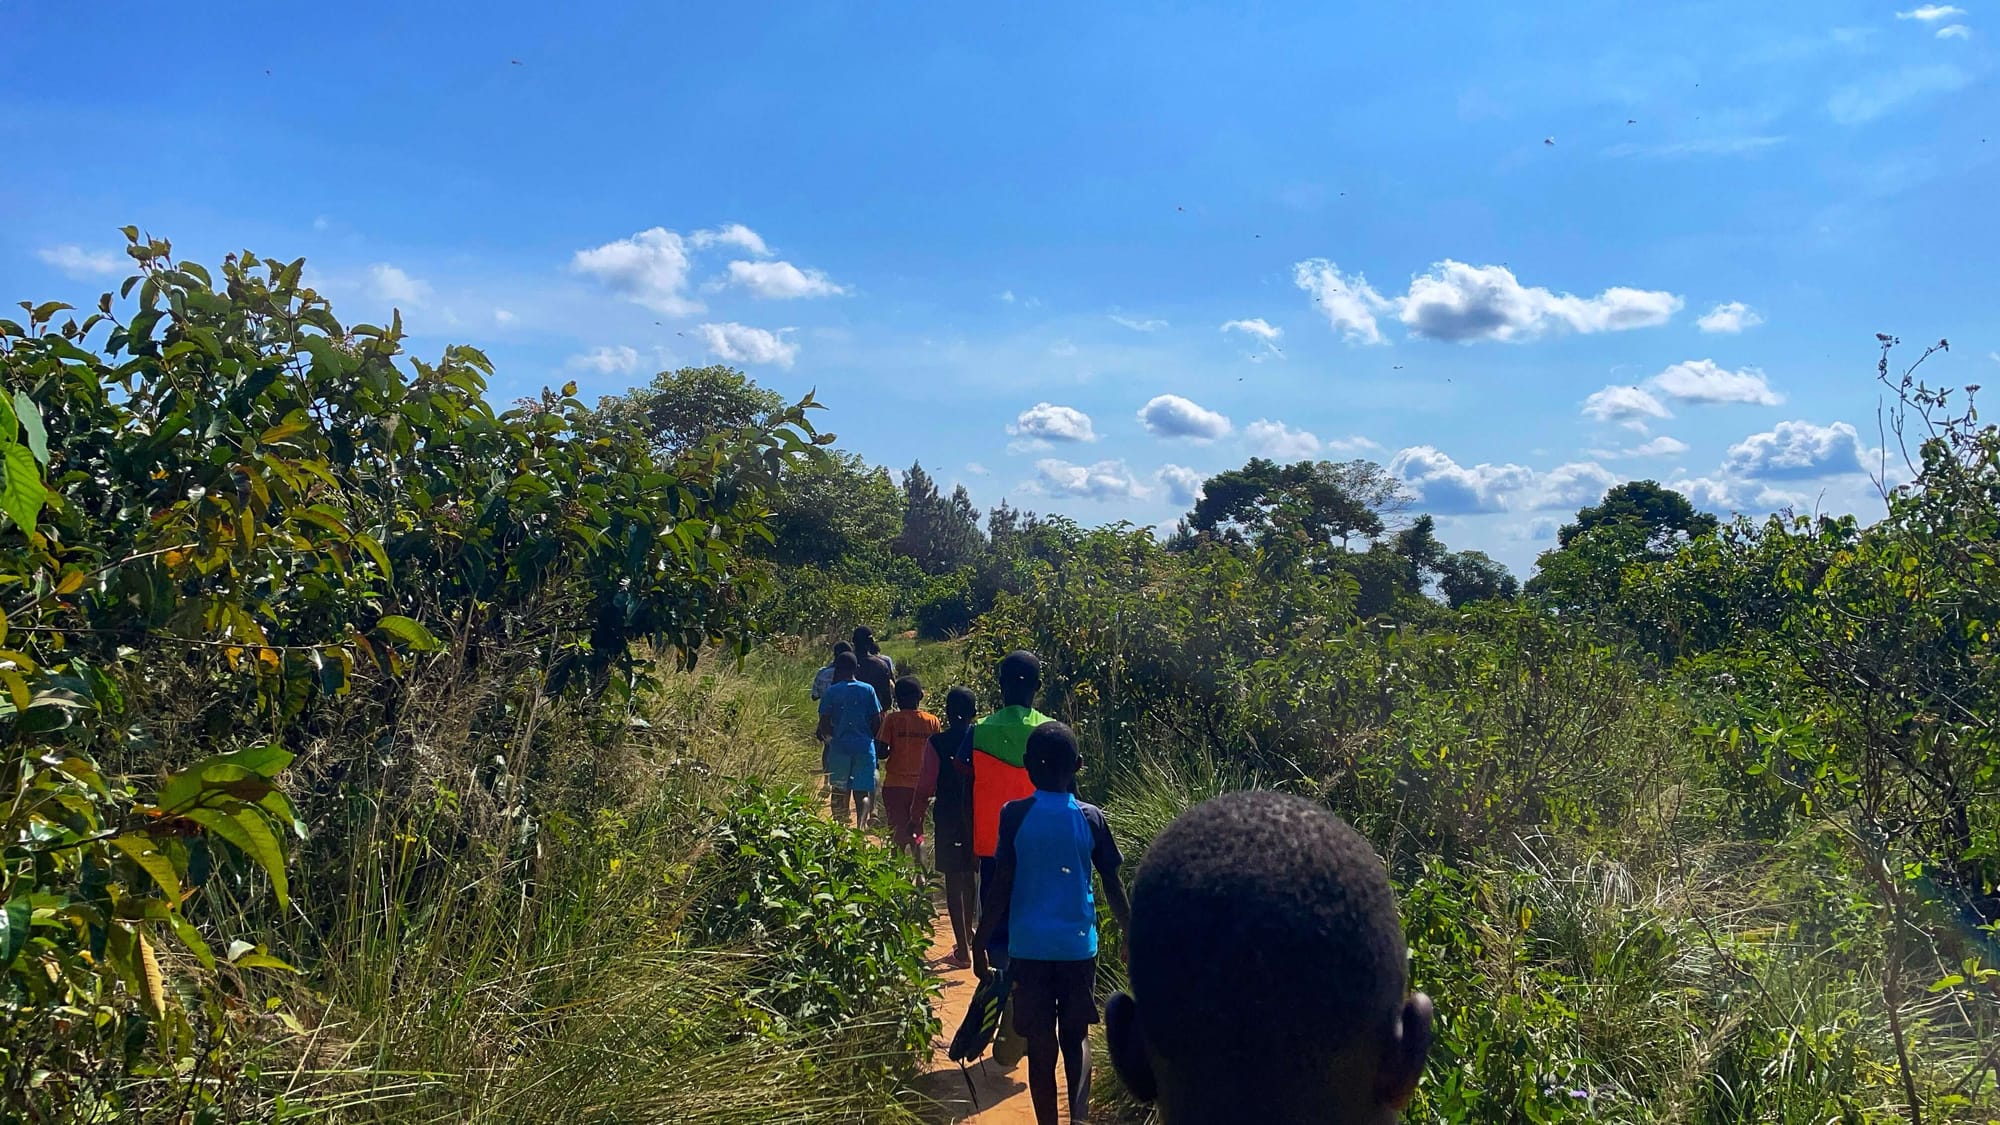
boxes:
[973,721,1130,1125]
[813,651,883,828]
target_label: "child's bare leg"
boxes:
[852,790,874,830]
[943,871,975,956]
[830,787,851,826]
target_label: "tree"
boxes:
[894,461,985,575]
[759,449,904,570]
[1437,550,1519,608]
[1558,479,1717,548]
[1392,514,1449,591]
[1186,458,1405,555]
[593,364,786,458]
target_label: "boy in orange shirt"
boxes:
[879,676,942,867]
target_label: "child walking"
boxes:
[879,676,941,866]
[813,652,882,828]
[914,686,979,969]
[973,721,1130,1125]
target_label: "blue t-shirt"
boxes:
[818,679,881,756]
[996,790,1122,962]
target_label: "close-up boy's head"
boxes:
[943,686,977,724]
[832,651,859,677]
[997,650,1041,704]
[1023,721,1081,790]
[1106,791,1432,1125]
[831,640,852,659]
[893,675,924,709]
[851,626,878,655]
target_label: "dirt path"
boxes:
[905,913,1058,1124]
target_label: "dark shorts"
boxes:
[882,787,917,835]
[932,810,974,874]
[1009,956,1099,1029]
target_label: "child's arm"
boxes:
[1092,810,1133,935]
[972,804,1023,979]
[814,694,834,743]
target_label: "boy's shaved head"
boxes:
[1108,791,1431,1123]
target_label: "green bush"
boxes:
[692,784,938,1069]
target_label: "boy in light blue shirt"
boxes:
[814,651,882,827]
[973,721,1130,1125]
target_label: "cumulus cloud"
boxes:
[1111,314,1168,331]
[1138,395,1233,441]
[1296,258,1680,345]
[1697,301,1764,334]
[1220,318,1284,352]
[725,259,847,298]
[1158,464,1206,506]
[494,308,517,325]
[1535,462,1617,510]
[1938,23,1973,38]
[34,244,122,278]
[1034,458,1148,501]
[1325,435,1384,454]
[1293,259,1391,345]
[696,322,797,367]
[966,462,991,477]
[1897,4,1964,19]
[1398,261,1682,342]
[1724,420,1867,478]
[573,228,701,315]
[688,223,769,256]
[1009,402,1098,444]
[1245,419,1323,460]
[1388,446,1536,514]
[1649,359,1782,405]
[1592,434,1691,459]
[998,290,1017,303]
[368,263,432,306]
[567,345,640,374]
[1582,385,1673,429]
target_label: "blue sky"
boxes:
[5,1,1996,574]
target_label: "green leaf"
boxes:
[167,913,216,972]
[233,950,298,973]
[0,895,27,968]
[187,807,288,910]
[10,395,45,466]
[374,614,442,652]
[355,532,393,582]
[0,440,44,533]
[110,835,182,901]
[207,745,295,780]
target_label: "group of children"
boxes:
[813,628,1436,1125]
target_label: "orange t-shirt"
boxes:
[879,709,942,789]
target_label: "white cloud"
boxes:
[1324,435,1384,454]
[1245,419,1323,460]
[1293,259,1391,345]
[1009,402,1098,444]
[1111,314,1168,331]
[1582,385,1672,428]
[725,259,847,299]
[34,244,123,279]
[1388,446,1536,514]
[494,308,516,325]
[1221,317,1283,346]
[1938,23,1973,38]
[1138,394,1233,441]
[1592,435,1691,459]
[688,223,769,256]
[696,322,798,367]
[1158,464,1206,506]
[1398,261,1682,342]
[966,462,991,477]
[1697,301,1764,334]
[312,215,331,232]
[999,289,1017,303]
[573,227,701,315]
[1829,64,1972,125]
[1649,359,1782,405]
[1534,462,1617,510]
[567,345,641,375]
[368,263,432,307]
[1033,458,1149,501]
[1897,4,1965,20]
[1724,420,1868,479]
[1298,258,1681,345]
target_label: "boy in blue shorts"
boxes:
[973,721,1130,1125]
[814,651,883,827]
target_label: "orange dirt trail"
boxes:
[907,913,1061,1124]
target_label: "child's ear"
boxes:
[1104,992,1157,1102]
[1377,991,1434,1111]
